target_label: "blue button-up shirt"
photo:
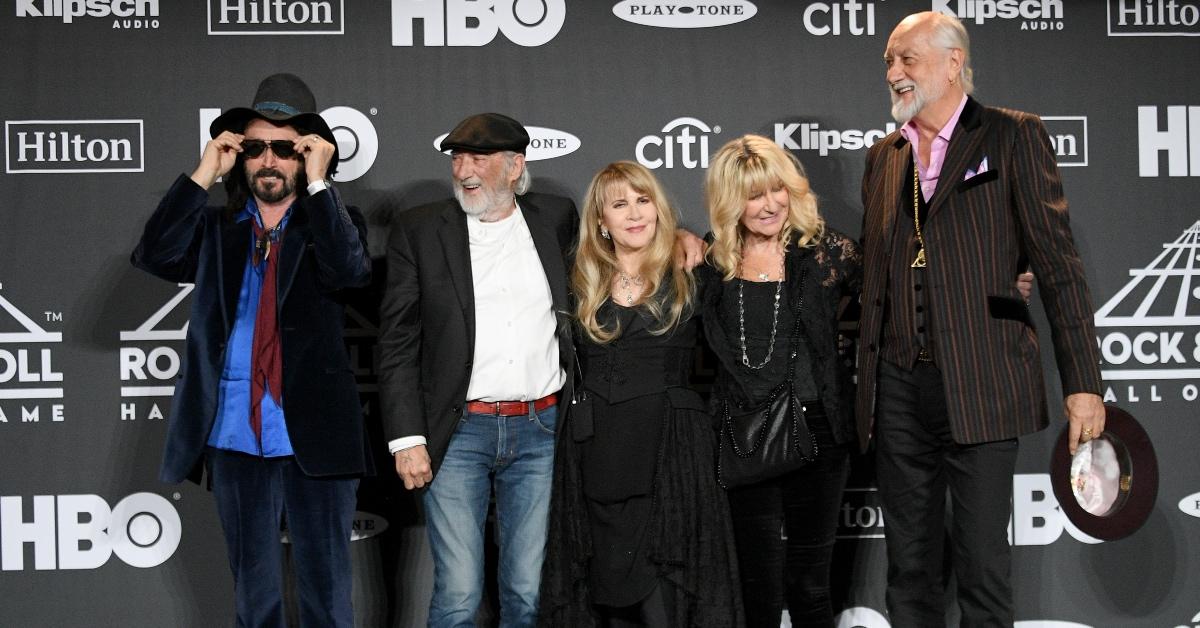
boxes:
[206,198,295,456]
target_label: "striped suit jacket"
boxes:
[855,97,1103,451]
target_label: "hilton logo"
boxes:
[1107,0,1200,36]
[207,0,344,35]
[1040,116,1088,167]
[5,120,143,173]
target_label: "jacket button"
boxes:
[452,405,461,414]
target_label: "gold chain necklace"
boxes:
[911,163,927,269]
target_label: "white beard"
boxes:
[889,76,945,124]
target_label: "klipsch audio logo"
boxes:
[6,120,143,174]
[636,117,720,170]
[1,492,181,570]
[392,0,566,46]
[433,126,580,161]
[612,0,756,28]
[775,120,897,156]
[933,0,1064,30]
[1041,116,1088,167]
[1108,0,1200,36]
[1138,106,1199,177]
[15,0,160,28]
[207,0,344,35]
[802,1,876,36]
[0,284,65,425]
[119,283,191,422]
[1094,222,1200,404]
[199,106,378,182]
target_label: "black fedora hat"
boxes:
[209,73,338,170]
[1050,405,1159,541]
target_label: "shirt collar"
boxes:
[900,93,969,145]
[238,196,294,227]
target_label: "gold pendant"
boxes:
[911,247,927,268]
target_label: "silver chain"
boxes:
[737,249,786,369]
[618,270,644,306]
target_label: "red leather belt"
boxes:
[465,393,558,416]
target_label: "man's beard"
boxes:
[250,167,297,204]
[889,76,945,124]
[454,178,514,219]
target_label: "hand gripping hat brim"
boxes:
[1050,405,1159,541]
[209,73,339,171]
[439,113,530,154]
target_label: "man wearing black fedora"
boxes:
[378,113,577,627]
[132,72,371,626]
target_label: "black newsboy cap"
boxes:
[440,113,530,154]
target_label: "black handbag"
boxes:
[716,272,819,490]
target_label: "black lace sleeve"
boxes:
[813,228,863,294]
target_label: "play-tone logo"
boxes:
[0,492,181,570]
[1107,0,1200,36]
[433,126,580,162]
[208,0,345,35]
[392,0,566,46]
[199,106,378,182]
[1180,491,1200,518]
[0,284,65,425]
[1093,221,1200,404]
[6,120,144,173]
[636,117,720,170]
[933,0,1064,30]
[775,121,897,156]
[1041,116,1088,167]
[1138,105,1200,177]
[15,0,160,28]
[612,0,756,28]
[801,0,875,36]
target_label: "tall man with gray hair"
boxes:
[855,12,1106,625]
[378,113,578,627]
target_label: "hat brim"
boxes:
[210,108,339,172]
[1049,405,1158,541]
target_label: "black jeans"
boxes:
[727,408,850,628]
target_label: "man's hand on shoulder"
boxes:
[673,228,706,270]
[394,444,433,490]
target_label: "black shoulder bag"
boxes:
[716,270,819,489]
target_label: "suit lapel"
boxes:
[520,197,569,311]
[277,204,308,311]
[927,97,985,220]
[439,205,476,341]
[218,217,249,332]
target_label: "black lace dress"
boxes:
[540,295,743,627]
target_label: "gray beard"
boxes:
[454,185,514,220]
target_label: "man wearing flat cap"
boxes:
[378,112,577,627]
[132,72,371,626]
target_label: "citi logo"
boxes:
[612,0,757,28]
[392,0,566,46]
[433,126,580,162]
[119,283,191,422]
[1040,116,1088,167]
[200,106,378,182]
[15,0,159,24]
[207,0,344,35]
[933,0,1064,29]
[1108,0,1200,36]
[1180,491,1200,518]
[774,121,897,156]
[0,493,181,570]
[5,120,144,173]
[802,1,875,36]
[1138,105,1200,177]
[636,117,720,170]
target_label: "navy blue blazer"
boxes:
[132,174,372,484]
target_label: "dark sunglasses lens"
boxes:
[269,141,297,158]
[241,140,266,157]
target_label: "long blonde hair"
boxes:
[705,135,825,280]
[573,161,695,344]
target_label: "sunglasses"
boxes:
[241,139,299,159]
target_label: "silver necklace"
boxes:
[618,270,644,306]
[737,249,786,369]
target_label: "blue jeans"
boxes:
[423,404,557,628]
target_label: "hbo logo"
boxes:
[1,493,182,570]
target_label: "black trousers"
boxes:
[875,360,1018,628]
[727,406,850,628]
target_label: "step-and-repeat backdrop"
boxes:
[2,2,1198,626]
